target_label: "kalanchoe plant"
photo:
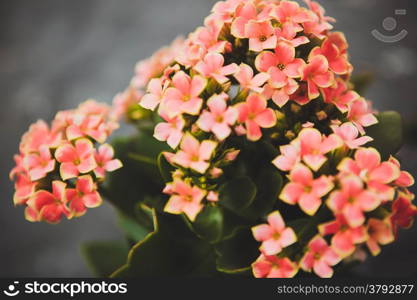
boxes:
[10,0,417,278]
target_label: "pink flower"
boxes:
[271,1,312,38]
[366,218,395,256]
[192,17,230,53]
[140,78,168,111]
[297,128,342,171]
[310,32,351,74]
[161,71,207,118]
[231,1,258,38]
[66,100,114,143]
[94,144,122,179]
[272,142,301,172]
[245,20,277,52]
[163,178,206,221]
[338,148,400,201]
[236,93,277,141]
[19,120,61,154]
[302,0,335,39]
[322,79,359,113]
[262,79,299,107]
[234,63,269,93]
[331,122,373,149]
[280,164,333,215]
[327,176,380,227]
[23,145,56,181]
[172,133,217,174]
[255,42,305,79]
[347,98,378,134]
[197,93,238,140]
[212,0,242,23]
[26,181,70,224]
[154,113,186,149]
[300,235,341,278]
[252,210,297,255]
[112,86,143,120]
[194,52,239,84]
[391,191,417,235]
[388,156,415,188]
[55,139,97,180]
[252,254,298,278]
[12,172,37,206]
[319,214,368,258]
[301,55,334,100]
[66,175,102,217]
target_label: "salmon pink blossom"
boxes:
[94,144,122,179]
[236,93,277,141]
[300,235,341,278]
[154,113,186,149]
[230,1,258,38]
[55,139,97,181]
[271,1,312,38]
[172,133,217,174]
[327,176,380,227]
[234,63,269,93]
[272,142,301,172]
[319,214,368,258]
[161,71,207,118]
[301,55,334,100]
[252,254,298,278]
[347,98,378,134]
[194,52,238,84]
[252,211,297,255]
[140,78,168,111]
[297,128,342,171]
[66,175,102,217]
[26,181,70,224]
[23,145,56,181]
[366,218,395,256]
[391,191,417,235]
[331,122,373,149]
[322,79,359,113]
[163,178,206,221]
[197,93,238,141]
[245,20,277,52]
[255,42,305,79]
[262,79,299,107]
[280,164,333,215]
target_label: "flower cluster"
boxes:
[10,100,122,224]
[126,0,417,277]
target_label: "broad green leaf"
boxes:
[111,211,216,277]
[240,167,283,220]
[157,152,175,183]
[187,205,224,243]
[366,111,403,159]
[215,227,259,272]
[81,241,129,277]
[105,133,168,216]
[218,177,257,213]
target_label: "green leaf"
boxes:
[215,227,259,272]
[187,205,224,243]
[81,241,129,277]
[240,167,283,220]
[157,152,175,183]
[218,177,257,213]
[366,111,403,159]
[105,133,169,216]
[117,212,150,242]
[111,210,216,277]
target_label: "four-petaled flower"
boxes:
[163,178,206,221]
[366,218,395,256]
[55,139,97,180]
[236,93,277,141]
[94,144,123,179]
[280,164,334,215]
[301,55,334,100]
[300,235,341,278]
[245,20,277,52]
[252,210,297,255]
[194,52,238,84]
[252,254,298,278]
[234,63,269,93]
[331,122,373,149]
[172,133,217,174]
[197,93,238,141]
[66,175,103,217]
[154,112,186,149]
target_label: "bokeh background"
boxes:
[1,0,416,277]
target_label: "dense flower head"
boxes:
[10,100,122,224]
[121,0,416,278]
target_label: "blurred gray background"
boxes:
[1,0,416,277]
